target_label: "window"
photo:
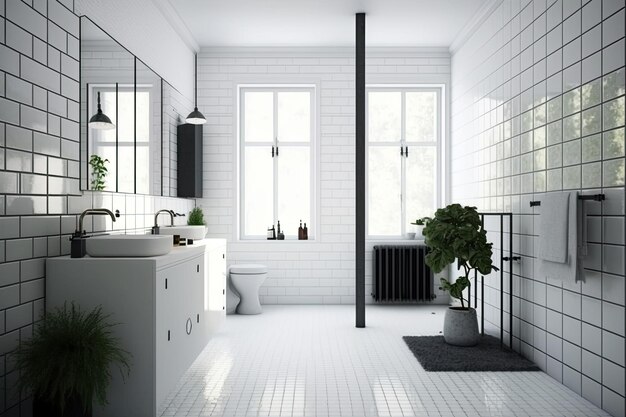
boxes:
[367,87,442,237]
[89,84,152,193]
[239,86,315,239]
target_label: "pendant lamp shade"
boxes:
[186,54,206,125]
[89,91,115,130]
[186,106,206,125]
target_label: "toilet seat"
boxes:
[230,264,268,275]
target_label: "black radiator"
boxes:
[372,245,433,302]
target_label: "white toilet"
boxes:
[229,264,268,314]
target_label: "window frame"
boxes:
[238,85,317,240]
[366,85,444,238]
[88,83,154,193]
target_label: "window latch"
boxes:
[271,146,275,157]
[405,146,408,157]
[276,146,279,156]
[400,146,404,156]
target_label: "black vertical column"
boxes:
[355,12,366,328]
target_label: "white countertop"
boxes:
[48,238,226,269]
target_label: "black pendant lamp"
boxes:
[186,54,206,125]
[89,91,115,130]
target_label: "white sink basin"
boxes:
[86,235,172,257]
[158,225,207,241]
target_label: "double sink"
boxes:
[87,226,207,257]
[77,209,207,258]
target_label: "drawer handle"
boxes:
[197,264,199,273]
[197,313,200,323]
[167,330,170,341]
[165,279,168,289]
[186,318,192,335]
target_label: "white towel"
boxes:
[539,192,585,284]
[538,192,570,263]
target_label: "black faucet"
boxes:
[152,209,175,235]
[71,209,120,258]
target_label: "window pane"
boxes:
[90,90,117,191]
[368,147,401,235]
[278,92,310,142]
[277,147,310,235]
[135,90,151,194]
[136,91,150,143]
[368,92,401,142]
[406,146,437,221]
[90,144,116,191]
[406,92,437,142]
[118,90,135,193]
[136,145,150,194]
[244,92,273,142]
[244,146,274,236]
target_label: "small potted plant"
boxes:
[422,204,498,346]
[89,154,109,191]
[186,207,207,240]
[14,303,130,417]
[410,217,431,239]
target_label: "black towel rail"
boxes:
[529,193,605,207]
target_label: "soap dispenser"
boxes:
[298,220,304,240]
[303,223,308,240]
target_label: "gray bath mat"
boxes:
[402,335,541,372]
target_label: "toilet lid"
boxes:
[230,264,268,274]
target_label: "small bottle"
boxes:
[298,220,304,240]
[277,220,285,240]
[303,223,308,240]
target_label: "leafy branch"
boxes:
[89,155,109,191]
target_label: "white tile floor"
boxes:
[161,305,609,417]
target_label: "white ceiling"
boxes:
[165,0,490,48]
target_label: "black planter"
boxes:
[33,395,92,417]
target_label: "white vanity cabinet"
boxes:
[46,239,226,417]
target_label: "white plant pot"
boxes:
[415,225,425,239]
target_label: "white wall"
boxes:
[196,47,450,306]
[75,0,195,99]
[451,0,625,415]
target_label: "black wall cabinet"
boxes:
[177,124,203,198]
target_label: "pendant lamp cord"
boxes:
[194,54,198,108]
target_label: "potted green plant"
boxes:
[14,303,130,417]
[187,207,206,226]
[184,206,207,240]
[410,217,431,239]
[89,155,109,191]
[422,204,498,346]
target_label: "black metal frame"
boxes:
[355,12,366,328]
[474,212,517,349]
[530,193,605,206]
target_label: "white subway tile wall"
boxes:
[0,1,195,415]
[451,0,625,416]
[195,48,451,306]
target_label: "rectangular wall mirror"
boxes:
[80,16,170,196]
